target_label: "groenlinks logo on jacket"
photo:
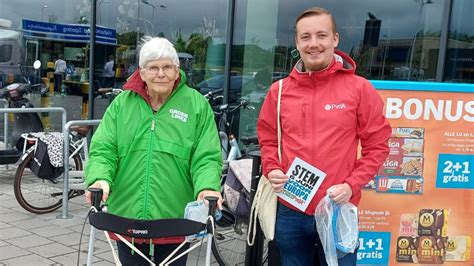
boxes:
[169,108,188,122]
[324,103,346,111]
[127,228,149,235]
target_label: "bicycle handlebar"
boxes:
[30,84,42,90]
[203,88,224,100]
[98,88,113,94]
[99,88,123,97]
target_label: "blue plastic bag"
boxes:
[184,200,222,241]
[314,195,359,265]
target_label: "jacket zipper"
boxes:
[302,106,307,140]
[312,83,316,159]
[143,115,157,217]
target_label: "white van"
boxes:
[0,23,24,80]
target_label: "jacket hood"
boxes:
[290,49,356,81]
[122,69,185,103]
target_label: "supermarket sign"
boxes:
[22,19,116,45]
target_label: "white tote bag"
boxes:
[247,79,283,245]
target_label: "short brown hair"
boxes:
[295,7,337,34]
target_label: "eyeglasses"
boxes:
[143,64,177,75]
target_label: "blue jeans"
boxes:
[275,203,357,266]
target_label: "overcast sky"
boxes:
[1,0,472,51]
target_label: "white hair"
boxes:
[139,36,180,68]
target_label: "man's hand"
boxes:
[85,180,110,206]
[197,190,223,209]
[267,169,288,193]
[327,183,353,204]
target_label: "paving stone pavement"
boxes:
[0,165,221,265]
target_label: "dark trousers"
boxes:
[117,241,189,266]
[54,73,63,93]
[275,203,357,266]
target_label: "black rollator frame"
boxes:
[86,188,219,266]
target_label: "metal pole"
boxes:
[135,0,141,64]
[87,224,97,265]
[435,0,452,82]
[0,107,66,156]
[152,6,155,34]
[245,150,264,266]
[89,0,97,121]
[223,0,235,105]
[60,119,101,219]
[62,121,72,219]
[1,99,9,170]
[1,99,8,150]
[41,5,48,22]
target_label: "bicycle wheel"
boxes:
[211,219,269,266]
[212,215,248,266]
[13,147,83,214]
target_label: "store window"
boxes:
[98,0,228,84]
[0,0,228,121]
[444,0,474,83]
[233,0,466,140]
[0,44,13,63]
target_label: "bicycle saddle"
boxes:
[70,125,91,137]
[89,212,207,239]
[240,135,259,146]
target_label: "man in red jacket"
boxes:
[257,7,391,266]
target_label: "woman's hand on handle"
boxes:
[85,180,110,206]
[198,190,223,209]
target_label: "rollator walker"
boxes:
[86,188,219,265]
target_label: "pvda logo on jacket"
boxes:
[324,103,346,111]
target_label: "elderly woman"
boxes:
[85,37,222,265]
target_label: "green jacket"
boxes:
[85,70,222,220]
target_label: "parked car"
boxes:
[272,71,289,82]
[196,75,252,104]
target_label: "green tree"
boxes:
[174,30,187,52]
[117,31,143,46]
[186,32,211,68]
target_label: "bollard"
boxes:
[81,82,89,119]
[47,61,55,95]
[40,77,51,129]
[245,150,265,266]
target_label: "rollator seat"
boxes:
[89,212,207,239]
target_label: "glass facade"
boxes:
[0,0,473,131]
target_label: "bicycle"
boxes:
[203,90,268,265]
[13,88,124,214]
[13,126,91,213]
[98,87,123,104]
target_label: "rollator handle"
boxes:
[88,187,103,211]
[205,196,218,217]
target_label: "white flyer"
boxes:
[277,157,327,212]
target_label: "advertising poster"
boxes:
[357,82,474,265]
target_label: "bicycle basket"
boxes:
[29,137,63,180]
